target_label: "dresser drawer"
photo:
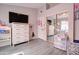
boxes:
[12,23,29,45]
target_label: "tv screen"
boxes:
[19,14,28,23]
[9,12,28,23]
[9,12,18,23]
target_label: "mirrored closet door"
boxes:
[47,15,57,43]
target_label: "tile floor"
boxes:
[0,39,67,55]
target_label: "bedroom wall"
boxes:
[37,5,47,41]
[0,4,38,38]
[0,3,74,42]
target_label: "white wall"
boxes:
[37,3,74,42]
[0,4,38,38]
[0,4,74,42]
[37,5,47,41]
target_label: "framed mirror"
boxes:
[47,15,57,42]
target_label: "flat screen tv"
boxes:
[9,12,28,23]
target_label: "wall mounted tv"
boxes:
[9,12,28,23]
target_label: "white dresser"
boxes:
[11,22,29,46]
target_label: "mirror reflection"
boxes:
[47,12,69,51]
[47,15,56,42]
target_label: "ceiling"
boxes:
[5,3,46,9]
[4,3,60,9]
